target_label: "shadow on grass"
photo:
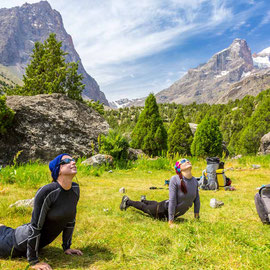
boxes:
[132,210,188,223]
[38,244,114,269]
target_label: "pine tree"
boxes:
[167,106,193,155]
[131,93,167,156]
[5,33,84,101]
[191,115,223,157]
[239,94,270,154]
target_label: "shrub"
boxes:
[99,129,129,160]
[0,95,15,135]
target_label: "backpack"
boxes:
[255,185,270,224]
[200,157,220,190]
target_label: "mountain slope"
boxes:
[155,39,254,105]
[0,1,108,105]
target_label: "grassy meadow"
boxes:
[0,155,270,269]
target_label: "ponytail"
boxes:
[176,171,187,194]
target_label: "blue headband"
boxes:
[49,153,70,181]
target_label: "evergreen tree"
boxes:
[191,115,223,157]
[167,106,193,155]
[5,33,84,101]
[239,94,270,154]
[131,93,167,156]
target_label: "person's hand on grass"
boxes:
[64,248,83,256]
[30,262,52,270]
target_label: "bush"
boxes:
[0,95,15,135]
[99,130,129,160]
[85,99,104,115]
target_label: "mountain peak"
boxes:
[155,39,254,105]
[0,1,109,105]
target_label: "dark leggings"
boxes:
[0,225,24,258]
[127,199,168,219]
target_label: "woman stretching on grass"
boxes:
[0,154,82,270]
[120,158,200,226]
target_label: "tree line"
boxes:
[104,90,270,157]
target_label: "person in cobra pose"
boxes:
[0,153,82,270]
[120,158,200,226]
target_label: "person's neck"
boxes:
[181,170,192,179]
[57,176,73,190]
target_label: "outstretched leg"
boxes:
[127,199,158,217]
[142,199,159,205]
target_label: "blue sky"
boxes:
[1,0,270,101]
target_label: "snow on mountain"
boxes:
[258,47,270,55]
[109,98,145,108]
[253,47,270,68]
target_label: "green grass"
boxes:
[1,156,270,269]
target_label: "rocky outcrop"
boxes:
[217,69,270,103]
[155,39,254,105]
[258,132,270,155]
[81,154,113,167]
[0,1,108,105]
[0,94,109,165]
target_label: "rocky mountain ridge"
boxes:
[155,38,261,105]
[0,1,109,105]
[112,39,270,107]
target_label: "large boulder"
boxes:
[81,154,113,167]
[0,94,109,165]
[127,148,145,160]
[258,132,270,155]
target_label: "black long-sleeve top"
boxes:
[13,181,80,265]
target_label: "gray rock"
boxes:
[188,123,198,135]
[252,164,261,169]
[119,187,126,193]
[9,198,34,208]
[82,154,113,167]
[0,94,109,164]
[231,154,242,160]
[127,148,145,160]
[258,132,270,155]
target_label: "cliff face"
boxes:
[0,1,109,105]
[155,39,255,105]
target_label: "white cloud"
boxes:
[0,0,264,101]
[261,10,270,25]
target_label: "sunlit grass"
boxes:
[0,155,270,269]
